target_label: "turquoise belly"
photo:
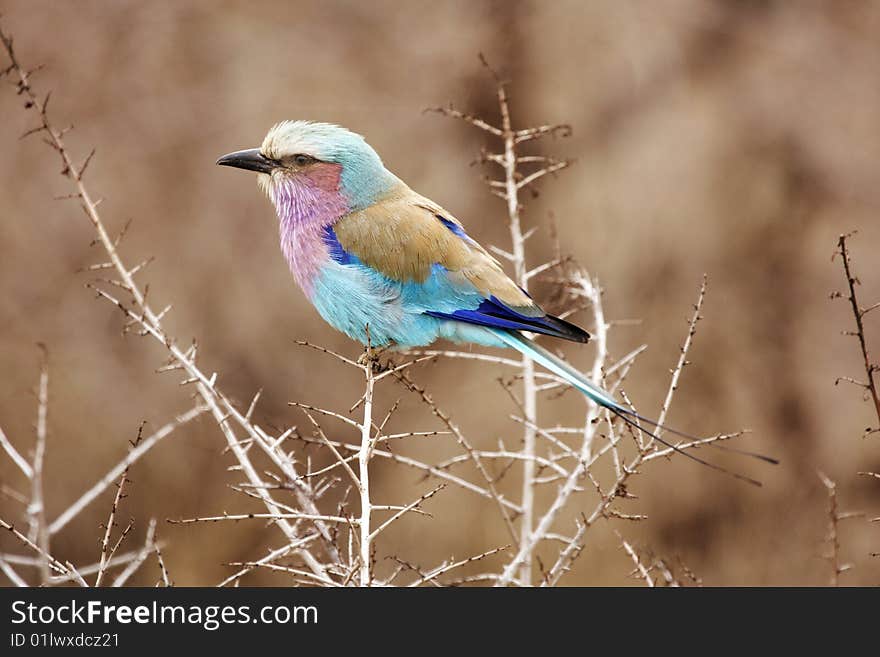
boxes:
[308,260,506,348]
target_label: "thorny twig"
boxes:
[95,423,144,587]
[817,471,863,586]
[27,347,50,584]
[834,233,880,437]
[617,532,655,587]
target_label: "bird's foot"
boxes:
[358,345,388,370]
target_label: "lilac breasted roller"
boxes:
[217,121,774,483]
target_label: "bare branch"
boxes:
[817,471,863,586]
[617,532,655,587]
[836,234,880,432]
[0,558,28,587]
[95,422,143,587]
[168,512,353,525]
[217,534,320,587]
[0,425,32,479]
[423,104,503,136]
[154,536,172,587]
[368,485,445,542]
[0,517,70,578]
[112,519,158,587]
[654,274,707,442]
[407,544,510,587]
[28,346,50,584]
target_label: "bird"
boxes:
[217,121,775,483]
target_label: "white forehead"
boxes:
[260,121,366,161]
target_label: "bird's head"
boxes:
[216,121,398,211]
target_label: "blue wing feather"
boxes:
[321,222,588,344]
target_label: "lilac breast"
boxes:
[269,174,350,296]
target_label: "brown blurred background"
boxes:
[1,0,879,586]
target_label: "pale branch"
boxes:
[168,512,353,525]
[653,274,707,442]
[617,532,655,587]
[605,409,624,480]
[0,517,71,578]
[525,257,567,283]
[367,484,445,542]
[0,554,41,566]
[433,450,570,479]
[0,425,32,480]
[65,562,89,587]
[95,423,143,587]
[407,349,522,369]
[288,401,361,431]
[515,160,571,191]
[818,471,844,586]
[568,270,609,457]
[358,357,375,587]
[283,429,447,483]
[514,123,573,144]
[111,519,157,587]
[300,410,361,488]
[424,104,503,137]
[224,561,344,587]
[372,355,438,384]
[27,347,50,584]
[488,244,515,261]
[1,487,28,508]
[154,537,172,587]
[217,534,320,587]
[407,544,510,587]
[293,340,362,368]
[509,416,581,462]
[48,546,146,586]
[817,471,863,586]
[0,558,27,587]
[641,432,749,462]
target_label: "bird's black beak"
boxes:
[216,148,277,174]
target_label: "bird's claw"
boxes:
[358,346,387,370]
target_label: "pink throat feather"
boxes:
[269,164,349,296]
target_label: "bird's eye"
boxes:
[293,154,313,166]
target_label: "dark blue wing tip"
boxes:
[430,297,590,343]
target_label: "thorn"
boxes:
[114,218,133,247]
[78,148,96,178]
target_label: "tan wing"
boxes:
[333,187,535,311]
